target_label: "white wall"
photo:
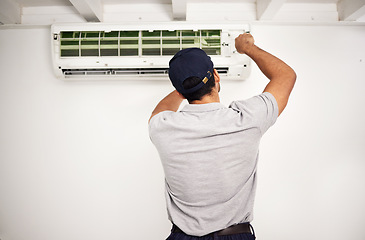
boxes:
[0,23,364,240]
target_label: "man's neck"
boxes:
[190,91,220,104]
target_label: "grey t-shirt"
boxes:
[149,92,279,236]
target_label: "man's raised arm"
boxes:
[235,33,296,116]
[149,90,185,122]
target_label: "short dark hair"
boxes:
[181,74,215,102]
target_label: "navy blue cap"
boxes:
[168,48,214,94]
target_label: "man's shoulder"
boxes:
[229,92,277,110]
[149,110,175,126]
[229,92,279,134]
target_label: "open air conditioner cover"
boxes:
[51,22,251,80]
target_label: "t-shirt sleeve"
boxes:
[229,92,279,134]
[148,111,174,141]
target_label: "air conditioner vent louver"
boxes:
[52,23,251,80]
[62,67,230,77]
[63,68,169,76]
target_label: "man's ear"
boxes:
[213,69,220,83]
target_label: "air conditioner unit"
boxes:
[51,22,251,80]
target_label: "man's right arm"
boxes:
[235,33,296,116]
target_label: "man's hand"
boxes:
[235,33,255,55]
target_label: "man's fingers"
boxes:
[235,33,255,54]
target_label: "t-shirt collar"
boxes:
[180,102,226,112]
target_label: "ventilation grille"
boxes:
[62,67,229,77]
[59,29,221,58]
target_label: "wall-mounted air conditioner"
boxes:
[51,22,251,80]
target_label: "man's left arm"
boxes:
[149,90,185,122]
